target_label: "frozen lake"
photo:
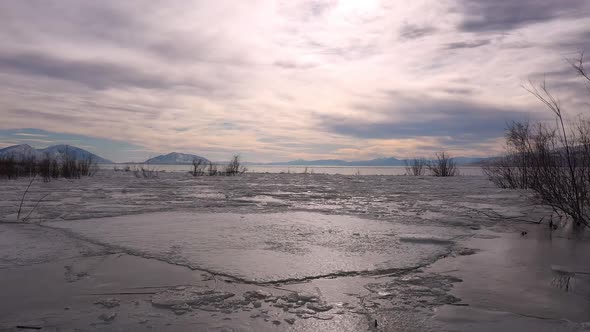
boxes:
[1,171,589,331]
[0,171,537,225]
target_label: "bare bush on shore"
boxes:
[224,155,247,176]
[428,152,458,177]
[405,158,427,176]
[132,166,159,179]
[191,159,206,176]
[208,162,218,176]
[484,53,590,228]
[0,150,97,181]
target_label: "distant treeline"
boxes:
[0,153,97,181]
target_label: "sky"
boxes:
[0,0,589,163]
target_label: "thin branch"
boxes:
[17,175,37,221]
[22,193,50,222]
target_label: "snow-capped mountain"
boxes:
[144,152,209,165]
[0,144,38,160]
[0,144,112,163]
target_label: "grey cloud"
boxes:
[257,136,347,153]
[319,93,541,144]
[273,60,317,69]
[0,2,250,67]
[399,24,437,40]
[0,1,145,46]
[7,109,75,123]
[281,0,337,21]
[552,29,590,50]
[0,51,175,90]
[442,87,475,95]
[304,36,381,60]
[457,0,590,32]
[445,39,490,49]
[0,51,220,92]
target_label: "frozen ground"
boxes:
[1,171,589,331]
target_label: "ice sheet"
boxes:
[48,212,467,282]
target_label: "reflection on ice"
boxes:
[48,212,468,282]
[429,226,590,327]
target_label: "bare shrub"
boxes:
[132,165,158,179]
[0,155,38,179]
[224,155,247,176]
[0,155,18,179]
[405,158,427,176]
[50,159,60,178]
[60,148,97,179]
[483,155,525,189]
[208,162,218,176]
[76,156,98,177]
[22,156,37,177]
[141,166,158,178]
[60,147,76,178]
[0,149,96,181]
[485,53,590,228]
[191,159,206,176]
[428,152,458,177]
[38,155,53,182]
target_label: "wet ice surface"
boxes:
[0,223,105,269]
[48,212,467,282]
[2,171,590,331]
[428,226,590,330]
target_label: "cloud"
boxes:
[0,51,184,90]
[0,1,588,161]
[457,0,590,32]
[445,39,491,49]
[319,92,541,144]
[399,24,437,40]
[273,60,318,69]
[442,88,475,95]
[13,132,48,138]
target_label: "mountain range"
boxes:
[0,144,490,166]
[266,156,490,166]
[0,144,112,163]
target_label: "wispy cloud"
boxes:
[399,24,438,40]
[13,132,48,138]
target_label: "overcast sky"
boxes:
[1,0,589,162]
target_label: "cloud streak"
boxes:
[457,0,590,32]
[319,92,539,142]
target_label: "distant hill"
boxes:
[144,152,209,165]
[268,156,490,166]
[0,144,112,163]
